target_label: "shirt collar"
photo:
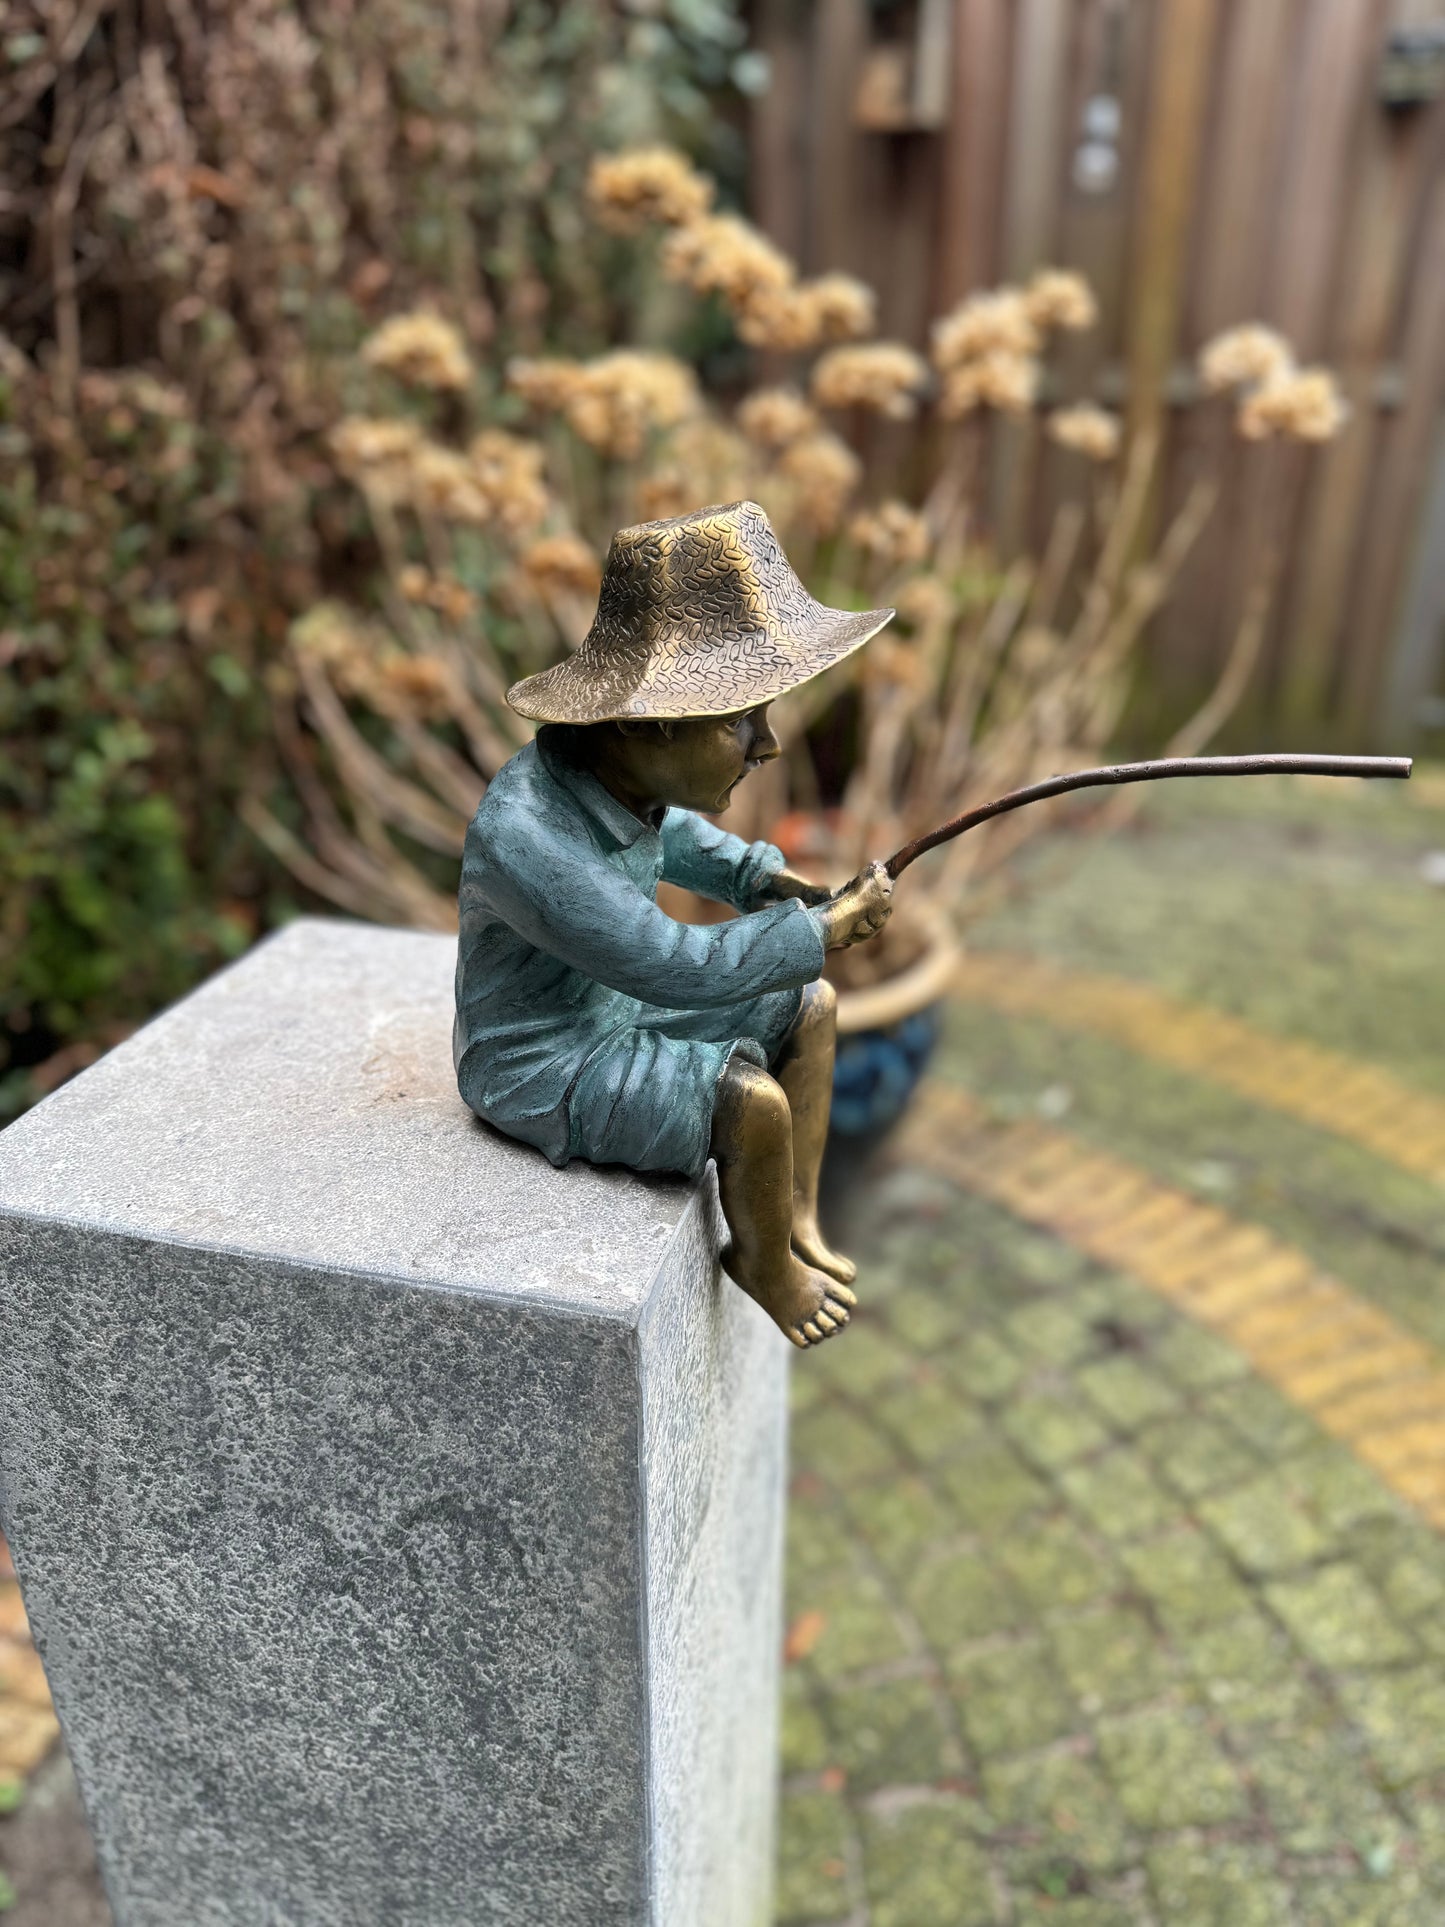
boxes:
[536,727,656,850]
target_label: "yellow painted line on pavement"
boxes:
[894,1080,1445,1530]
[951,951,1445,1185]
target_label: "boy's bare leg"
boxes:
[711,1059,855,1348]
[773,979,857,1285]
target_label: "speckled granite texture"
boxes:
[0,920,787,1927]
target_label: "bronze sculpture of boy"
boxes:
[454,500,894,1347]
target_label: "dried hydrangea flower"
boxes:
[586,146,714,234]
[661,213,795,307]
[931,289,1039,371]
[805,274,877,344]
[893,574,954,629]
[561,352,699,461]
[1025,269,1098,333]
[507,357,588,412]
[939,350,1039,418]
[635,470,695,522]
[811,343,928,420]
[330,416,426,493]
[736,286,826,352]
[1198,324,1294,393]
[397,567,477,622]
[1236,367,1347,443]
[519,533,603,597]
[847,500,931,567]
[407,443,494,525]
[777,431,862,533]
[736,387,820,450]
[361,312,472,391]
[1046,402,1121,461]
[468,428,550,535]
[376,653,456,719]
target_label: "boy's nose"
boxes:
[748,710,781,763]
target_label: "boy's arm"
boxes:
[659,808,796,911]
[477,813,827,1010]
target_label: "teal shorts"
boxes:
[565,986,804,1179]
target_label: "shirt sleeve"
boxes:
[472,807,825,1011]
[659,808,786,911]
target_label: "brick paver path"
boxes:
[780,774,1445,1925]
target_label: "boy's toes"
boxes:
[815,1309,838,1333]
[829,1280,858,1310]
[802,1320,823,1343]
[824,1297,850,1324]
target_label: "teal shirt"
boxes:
[453,729,828,1170]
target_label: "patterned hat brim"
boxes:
[507,603,894,725]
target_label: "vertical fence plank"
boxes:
[750,0,809,269]
[934,0,1012,311]
[1156,0,1303,708]
[1343,167,1445,725]
[1280,79,1439,728]
[992,0,1072,552]
[1123,0,1220,451]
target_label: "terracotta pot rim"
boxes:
[834,898,959,1035]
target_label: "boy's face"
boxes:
[623,704,781,814]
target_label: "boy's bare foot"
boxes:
[722,1246,855,1348]
[790,1214,858,1287]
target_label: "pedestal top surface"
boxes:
[0,920,695,1318]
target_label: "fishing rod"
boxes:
[883,753,1412,880]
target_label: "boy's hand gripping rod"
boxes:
[883,754,1413,880]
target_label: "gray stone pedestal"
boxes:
[0,922,788,1927]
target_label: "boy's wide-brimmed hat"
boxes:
[506,499,894,725]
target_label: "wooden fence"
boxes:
[747,0,1445,745]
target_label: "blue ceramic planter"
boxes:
[829,1002,946,1137]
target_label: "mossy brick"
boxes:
[1292,1876,1439,1927]
[1207,1376,1323,1458]
[774,1789,854,1924]
[1182,1608,1299,1687]
[1058,1449,1176,1543]
[789,1362,826,1416]
[1006,1296,1101,1366]
[1265,1563,1418,1671]
[946,1329,1028,1401]
[1209,1670,1335,1738]
[1249,1729,1394,1854]
[1145,1841,1291,1926]
[791,1402,904,1487]
[1198,1473,1332,1574]
[872,1374,989,1465]
[843,1476,958,1581]
[1135,1411,1261,1500]
[997,1516,1121,1613]
[823,1673,956,1793]
[981,1752,1137,1873]
[780,1672,831,1777]
[860,1797,997,1927]
[905,1547,1023,1650]
[1354,1528,1445,1623]
[1146,1318,1251,1388]
[1336,1665,1445,1787]
[789,1564,912,1676]
[1001,1390,1112,1471]
[785,1504,857,1590]
[884,1286,967,1355]
[947,1638,1081,1759]
[1010,1894,1142,1927]
[1049,1605,1176,1713]
[1005,1225,1090,1288]
[1290,1444,1404,1534]
[939,1440,1051,1533]
[1076,1356,1181,1433]
[1120,1530,1255,1632]
[807,1322,915,1399]
[1096,1707,1248,1830]
[1072,1273,1172,1335]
